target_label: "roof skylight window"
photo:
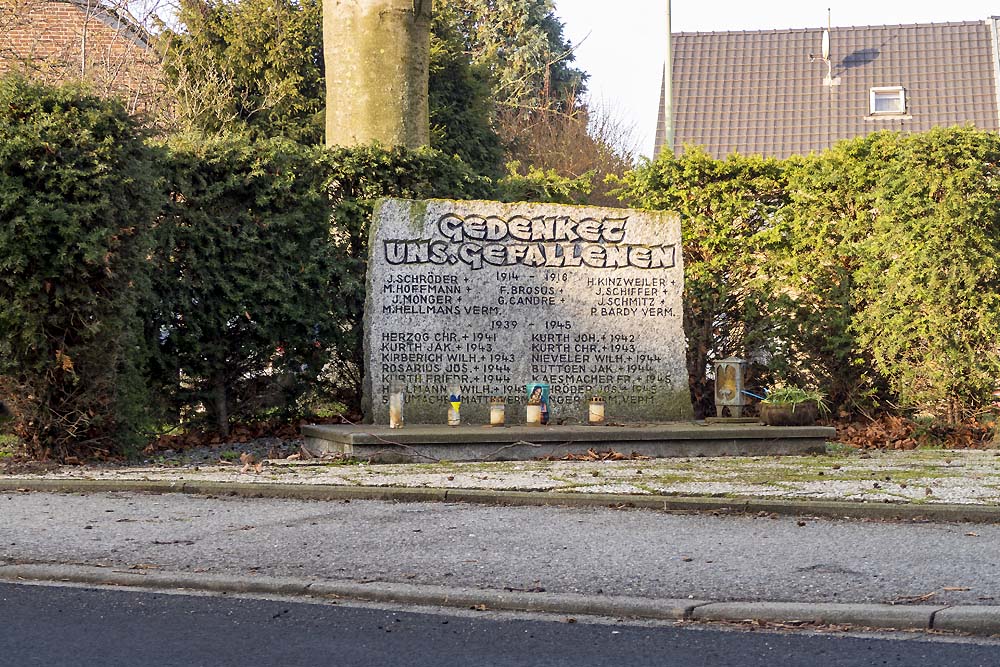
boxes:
[870,87,906,115]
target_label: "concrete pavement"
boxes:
[2,481,1000,637]
[0,451,1000,635]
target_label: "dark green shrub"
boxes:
[0,76,159,457]
[768,134,901,410]
[146,141,493,434]
[776,128,1000,421]
[613,148,788,417]
[850,127,1000,422]
[494,162,593,205]
[616,129,1000,423]
[148,135,343,435]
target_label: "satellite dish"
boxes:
[822,29,830,60]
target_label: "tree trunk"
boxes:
[323,0,432,148]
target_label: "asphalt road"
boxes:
[2,582,999,667]
[2,492,998,606]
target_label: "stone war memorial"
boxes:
[302,198,834,461]
[304,1,835,461]
[364,198,691,425]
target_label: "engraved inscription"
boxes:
[363,199,692,425]
[383,213,676,271]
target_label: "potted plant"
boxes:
[759,386,829,426]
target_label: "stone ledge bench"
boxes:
[301,422,835,463]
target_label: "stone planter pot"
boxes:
[759,401,819,426]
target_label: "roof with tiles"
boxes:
[655,20,1000,159]
[66,0,153,48]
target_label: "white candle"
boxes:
[526,403,542,426]
[447,405,460,426]
[490,399,505,426]
[389,390,404,428]
[589,397,605,425]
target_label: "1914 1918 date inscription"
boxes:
[363,198,693,425]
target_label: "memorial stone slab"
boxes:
[363,198,693,425]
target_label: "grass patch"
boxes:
[825,442,855,456]
[310,402,349,419]
[0,433,18,459]
[316,457,366,467]
[648,473,697,486]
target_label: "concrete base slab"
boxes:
[301,422,833,463]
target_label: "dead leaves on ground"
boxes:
[887,591,938,605]
[239,451,263,474]
[886,586,974,605]
[544,448,652,462]
[144,421,305,455]
[833,414,994,450]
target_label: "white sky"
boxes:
[557,1,1000,158]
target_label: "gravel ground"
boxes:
[4,444,1000,506]
[148,437,300,465]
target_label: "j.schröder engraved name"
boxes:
[383,213,676,271]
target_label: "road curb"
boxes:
[0,563,703,621]
[690,601,944,631]
[2,563,998,637]
[2,477,999,523]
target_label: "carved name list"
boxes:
[363,199,692,424]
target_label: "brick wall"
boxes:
[0,0,163,113]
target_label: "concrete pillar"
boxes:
[323,0,432,148]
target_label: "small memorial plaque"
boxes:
[363,198,693,424]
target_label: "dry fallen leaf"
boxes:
[887,591,937,605]
[55,350,74,373]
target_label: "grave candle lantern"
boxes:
[713,357,749,417]
[489,397,506,427]
[526,398,542,426]
[389,383,405,429]
[447,385,462,426]
[588,396,605,425]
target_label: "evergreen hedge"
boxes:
[0,77,159,457]
[147,141,493,436]
[0,79,494,453]
[146,136,340,436]
[618,128,1000,423]
[4,75,998,456]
